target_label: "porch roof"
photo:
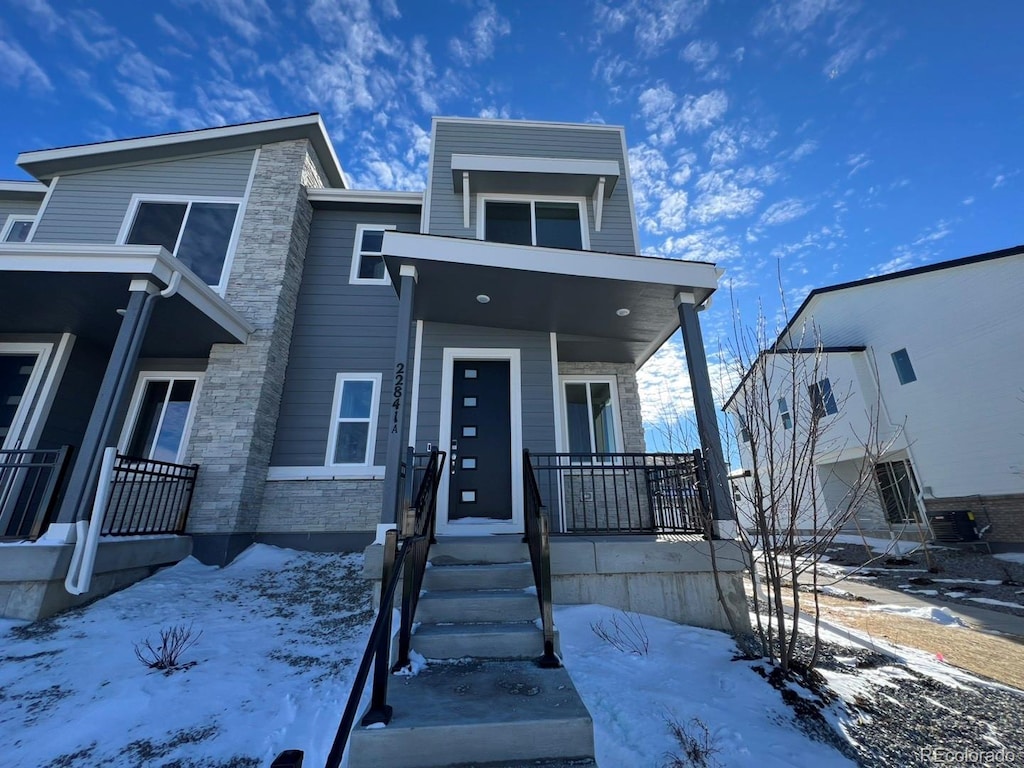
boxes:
[382,231,721,366]
[0,243,253,356]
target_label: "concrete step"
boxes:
[423,562,534,592]
[430,536,529,566]
[416,589,539,624]
[414,621,557,660]
[348,660,595,768]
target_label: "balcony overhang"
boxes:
[0,243,253,356]
[382,232,720,366]
[450,154,620,198]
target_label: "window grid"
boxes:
[328,374,381,466]
[350,224,395,284]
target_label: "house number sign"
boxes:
[391,362,404,433]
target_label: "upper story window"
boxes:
[808,378,838,419]
[778,397,793,430]
[479,196,588,250]
[891,348,917,385]
[1,216,34,243]
[350,224,395,285]
[120,196,241,292]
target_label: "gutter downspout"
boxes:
[63,273,182,596]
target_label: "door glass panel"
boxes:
[462,457,477,469]
[464,369,477,379]
[463,397,477,407]
[535,202,582,249]
[462,426,477,437]
[590,382,615,452]
[565,383,590,453]
[484,202,531,245]
[335,422,370,464]
[0,354,37,443]
[461,490,476,503]
[176,202,238,286]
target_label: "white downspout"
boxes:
[65,446,117,595]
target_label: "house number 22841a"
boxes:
[391,363,404,433]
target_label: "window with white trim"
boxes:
[327,374,382,465]
[349,224,395,284]
[1,215,34,243]
[480,197,588,250]
[121,374,202,463]
[561,378,622,454]
[122,198,241,289]
[808,378,839,419]
[778,397,792,430]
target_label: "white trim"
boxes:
[116,193,246,296]
[349,224,396,285]
[0,243,254,342]
[409,320,424,449]
[476,194,591,251]
[593,176,605,232]
[436,116,628,132]
[267,465,387,481]
[307,189,423,206]
[25,176,57,242]
[326,373,383,466]
[0,181,47,194]
[118,371,204,463]
[559,375,625,455]
[1,214,35,243]
[420,123,437,234]
[452,153,620,180]
[437,348,523,536]
[549,333,564,453]
[21,332,75,448]
[619,130,642,255]
[462,171,470,228]
[381,230,720,292]
[0,342,54,450]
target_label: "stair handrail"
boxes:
[312,447,445,768]
[523,449,561,668]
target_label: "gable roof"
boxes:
[16,114,347,188]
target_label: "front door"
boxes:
[437,351,523,535]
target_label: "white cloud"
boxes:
[962,196,975,206]
[478,105,511,119]
[154,14,197,49]
[869,219,954,277]
[195,76,278,126]
[678,90,728,132]
[628,143,698,235]
[691,168,764,224]
[846,151,871,176]
[681,39,719,70]
[789,138,818,161]
[450,1,510,65]
[759,198,814,226]
[9,0,62,34]
[594,0,709,54]
[0,30,51,92]
[755,0,839,36]
[180,0,275,44]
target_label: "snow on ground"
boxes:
[967,597,1024,610]
[994,552,1024,565]
[862,605,968,627]
[556,604,854,768]
[0,545,374,768]
[826,535,921,555]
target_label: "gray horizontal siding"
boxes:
[270,208,420,467]
[427,122,637,255]
[414,322,556,455]
[32,150,255,244]
[0,197,41,226]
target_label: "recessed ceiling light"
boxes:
[476,294,491,304]
[616,308,631,317]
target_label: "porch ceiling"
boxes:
[0,244,252,357]
[382,232,720,365]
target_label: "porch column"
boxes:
[57,279,161,525]
[381,265,418,525]
[675,292,736,537]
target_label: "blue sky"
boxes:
[2,0,1022,442]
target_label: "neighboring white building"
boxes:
[725,245,1024,547]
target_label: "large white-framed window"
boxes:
[349,224,395,285]
[327,373,382,466]
[119,373,203,464]
[1,215,35,243]
[116,195,244,294]
[477,194,590,250]
[560,376,623,456]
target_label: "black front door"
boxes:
[448,360,512,524]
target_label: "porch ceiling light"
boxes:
[616,308,630,317]
[476,294,491,304]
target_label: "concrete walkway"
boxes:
[831,578,1024,638]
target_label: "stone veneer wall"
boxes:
[185,140,323,545]
[258,480,381,533]
[557,362,646,452]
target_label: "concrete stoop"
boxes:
[347,660,595,768]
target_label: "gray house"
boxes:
[0,114,746,635]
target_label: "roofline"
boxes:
[307,189,423,207]
[778,243,1024,347]
[16,114,347,188]
[722,346,868,411]
[432,116,626,134]
[0,180,48,197]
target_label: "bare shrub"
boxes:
[662,715,722,768]
[133,623,202,673]
[590,611,649,655]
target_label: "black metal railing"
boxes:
[317,447,446,768]
[523,450,561,668]
[527,452,708,535]
[101,454,199,536]
[0,445,73,540]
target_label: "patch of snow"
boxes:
[932,578,1003,586]
[865,605,967,627]
[820,585,856,599]
[944,591,968,599]
[897,585,940,596]
[967,597,1024,610]
[828,535,922,555]
[993,552,1024,565]
[393,650,428,677]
